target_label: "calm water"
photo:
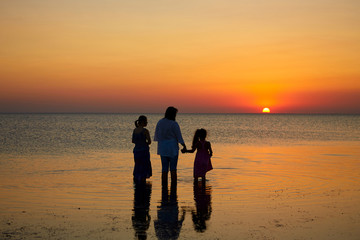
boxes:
[1,113,359,155]
[1,114,360,239]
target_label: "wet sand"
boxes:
[1,143,360,239]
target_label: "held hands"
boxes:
[181,146,187,153]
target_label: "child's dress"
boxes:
[133,129,152,181]
[193,140,213,178]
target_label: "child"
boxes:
[132,115,152,182]
[183,128,213,182]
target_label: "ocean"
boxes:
[1,113,360,239]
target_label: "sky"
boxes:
[1,0,360,113]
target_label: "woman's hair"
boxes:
[135,115,147,127]
[164,106,178,121]
[192,128,207,149]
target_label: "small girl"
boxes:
[184,128,213,182]
[132,115,152,182]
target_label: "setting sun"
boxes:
[262,107,270,113]
[0,1,360,114]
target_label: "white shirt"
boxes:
[154,118,184,156]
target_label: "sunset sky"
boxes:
[1,0,360,113]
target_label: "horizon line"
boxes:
[0,112,359,115]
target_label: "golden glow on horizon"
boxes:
[0,1,360,113]
[262,108,271,113]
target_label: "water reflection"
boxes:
[132,181,152,240]
[154,184,186,240]
[192,181,212,232]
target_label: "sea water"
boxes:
[1,114,360,239]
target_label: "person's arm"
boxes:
[180,143,187,153]
[173,122,184,145]
[181,142,187,149]
[185,147,196,153]
[144,129,151,145]
[183,142,197,153]
[208,142,213,157]
[174,122,187,151]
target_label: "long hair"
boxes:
[135,115,147,127]
[164,106,178,121]
[192,128,207,149]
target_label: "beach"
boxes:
[1,114,360,239]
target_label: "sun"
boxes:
[262,107,270,113]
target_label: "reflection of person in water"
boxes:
[192,181,212,232]
[132,181,152,240]
[154,184,185,240]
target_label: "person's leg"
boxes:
[161,156,170,187]
[169,155,179,186]
[194,176,199,184]
[170,178,177,203]
[161,172,168,187]
[201,175,206,185]
[170,170,177,186]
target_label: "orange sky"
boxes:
[1,1,360,113]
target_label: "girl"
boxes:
[184,128,213,182]
[132,115,152,182]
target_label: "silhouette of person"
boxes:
[154,106,187,187]
[132,115,152,183]
[192,180,212,232]
[132,181,152,240]
[154,184,185,240]
[183,128,213,183]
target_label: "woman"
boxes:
[154,106,187,186]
